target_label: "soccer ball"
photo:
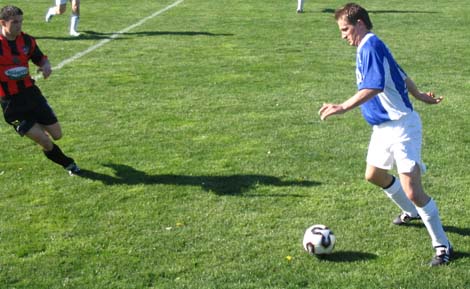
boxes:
[302,224,336,255]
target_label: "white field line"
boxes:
[35,0,184,79]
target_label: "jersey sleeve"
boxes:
[26,34,48,67]
[357,44,385,91]
[396,63,408,80]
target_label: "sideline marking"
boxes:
[35,0,184,79]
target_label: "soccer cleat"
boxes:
[65,163,81,176]
[392,212,421,225]
[430,245,453,267]
[70,30,81,37]
[296,9,304,13]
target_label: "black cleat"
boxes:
[392,213,421,225]
[65,163,81,176]
[430,245,453,267]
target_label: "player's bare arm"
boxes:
[405,78,443,105]
[319,88,381,120]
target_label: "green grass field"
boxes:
[1,0,469,288]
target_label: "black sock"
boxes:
[43,143,74,168]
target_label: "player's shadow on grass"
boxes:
[35,31,233,41]
[78,164,320,196]
[322,8,438,14]
[315,251,378,262]
[404,223,470,237]
[398,223,470,262]
[319,250,470,263]
[87,30,233,37]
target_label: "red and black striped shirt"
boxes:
[0,32,47,98]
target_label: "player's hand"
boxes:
[38,60,52,79]
[415,91,443,104]
[424,92,443,104]
[318,103,346,120]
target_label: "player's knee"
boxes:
[44,123,62,140]
[71,5,79,14]
[364,166,392,188]
[364,171,387,188]
[48,128,63,140]
[364,170,376,184]
[51,133,62,141]
[57,6,66,14]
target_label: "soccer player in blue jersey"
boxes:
[319,3,452,266]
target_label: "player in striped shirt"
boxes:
[0,5,80,176]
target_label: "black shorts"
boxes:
[1,85,58,136]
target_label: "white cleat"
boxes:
[45,11,54,22]
[70,30,81,37]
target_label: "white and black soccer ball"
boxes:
[302,224,336,255]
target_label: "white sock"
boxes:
[46,7,56,18]
[416,199,450,248]
[383,177,419,217]
[297,0,304,11]
[70,14,79,33]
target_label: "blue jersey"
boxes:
[356,33,413,125]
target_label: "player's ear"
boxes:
[355,19,367,30]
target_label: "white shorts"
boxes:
[56,0,69,5]
[366,111,426,174]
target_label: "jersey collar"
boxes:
[357,32,375,52]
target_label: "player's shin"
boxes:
[43,143,74,168]
[416,199,450,248]
[383,176,419,217]
[70,14,80,35]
